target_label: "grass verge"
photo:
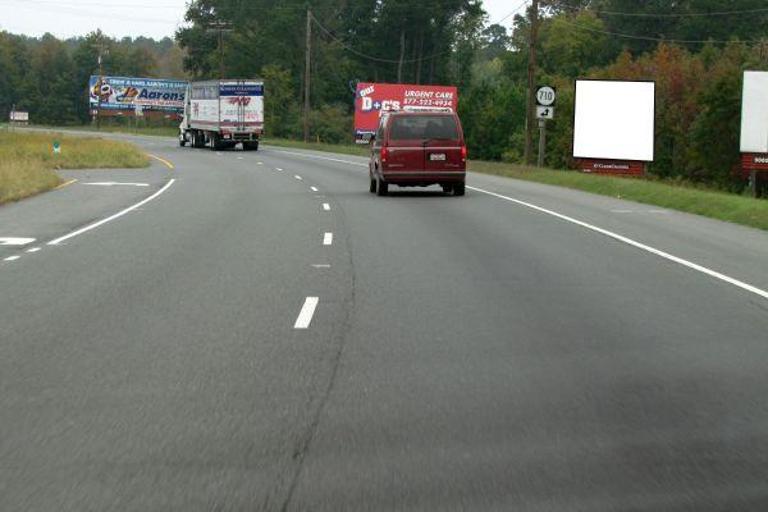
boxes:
[470,160,768,231]
[0,128,149,204]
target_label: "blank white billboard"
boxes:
[573,80,655,162]
[740,71,768,153]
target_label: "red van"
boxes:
[368,111,467,196]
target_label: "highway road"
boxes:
[2,132,768,511]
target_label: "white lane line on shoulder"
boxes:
[0,237,35,246]
[4,256,21,262]
[48,179,176,246]
[26,247,41,253]
[294,175,303,181]
[312,264,331,269]
[468,185,768,302]
[323,232,333,246]
[294,297,319,329]
[310,186,319,192]
[322,203,331,211]
[268,148,368,168]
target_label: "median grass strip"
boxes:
[470,160,768,231]
[0,129,149,204]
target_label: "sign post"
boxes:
[535,85,556,167]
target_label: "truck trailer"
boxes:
[180,79,264,151]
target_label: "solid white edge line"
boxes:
[268,148,368,168]
[323,232,333,246]
[467,185,768,301]
[322,203,331,211]
[3,256,20,261]
[294,297,319,329]
[48,179,176,246]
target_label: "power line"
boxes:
[311,0,529,64]
[592,6,768,18]
[557,17,759,45]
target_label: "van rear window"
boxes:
[389,115,458,141]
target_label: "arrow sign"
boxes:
[83,182,150,187]
[0,237,35,246]
[536,106,555,120]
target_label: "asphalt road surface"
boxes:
[2,132,768,511]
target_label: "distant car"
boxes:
[368,111,467,196]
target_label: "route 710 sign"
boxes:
[535,86,556,119]
[536,86,556,107]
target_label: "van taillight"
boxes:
[381,146,389,163]
[461,145,467,161]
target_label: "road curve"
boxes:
[1,133,767,511]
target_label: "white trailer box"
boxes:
[740,71,768,153]
[573,79,656,162]
[181,79,264,150]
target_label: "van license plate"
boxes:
[430,153,446,161]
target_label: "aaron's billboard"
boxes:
[89,76,188,115]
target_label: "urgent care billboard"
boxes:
[354,82,458,143]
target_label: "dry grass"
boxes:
[0,129,149,204]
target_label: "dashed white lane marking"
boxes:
[323,232,333,246]
[312,264,331,269]
[48,179,176,246]
[83,182,149,187]
[310,186,319,192]
[257,162,264,166]
[294,297,319,329]
[468,185,768,302]
[294,175,303,181]
[276,167,284,171]
[0,238,35,246]
[322,203,331,211]
[3,256,20,262]
[26,247,41,253]
[237,156,244,160]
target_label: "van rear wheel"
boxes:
[454,182,466,196]
[376,177,388,196]
[369,177,377,194]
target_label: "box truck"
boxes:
[180,79,264,150]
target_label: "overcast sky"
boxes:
[0,0,526,40]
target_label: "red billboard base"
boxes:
[576,159,645,176]
[741,153,768,174]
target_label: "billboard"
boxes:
[740,71,768,153]
[354,82,458,143]
[9,111,29,122]
[89,76,188,114]
[572,79,655,162]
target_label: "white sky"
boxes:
[0,0,526,40]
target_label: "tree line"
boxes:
[2,0,768,189]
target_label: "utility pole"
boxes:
[524,0,539,165]
[93,41,109,130]
[304,6,312,143]
[207,21,233,79]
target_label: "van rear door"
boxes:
[422,115,463,172]
[385,117,426,172]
